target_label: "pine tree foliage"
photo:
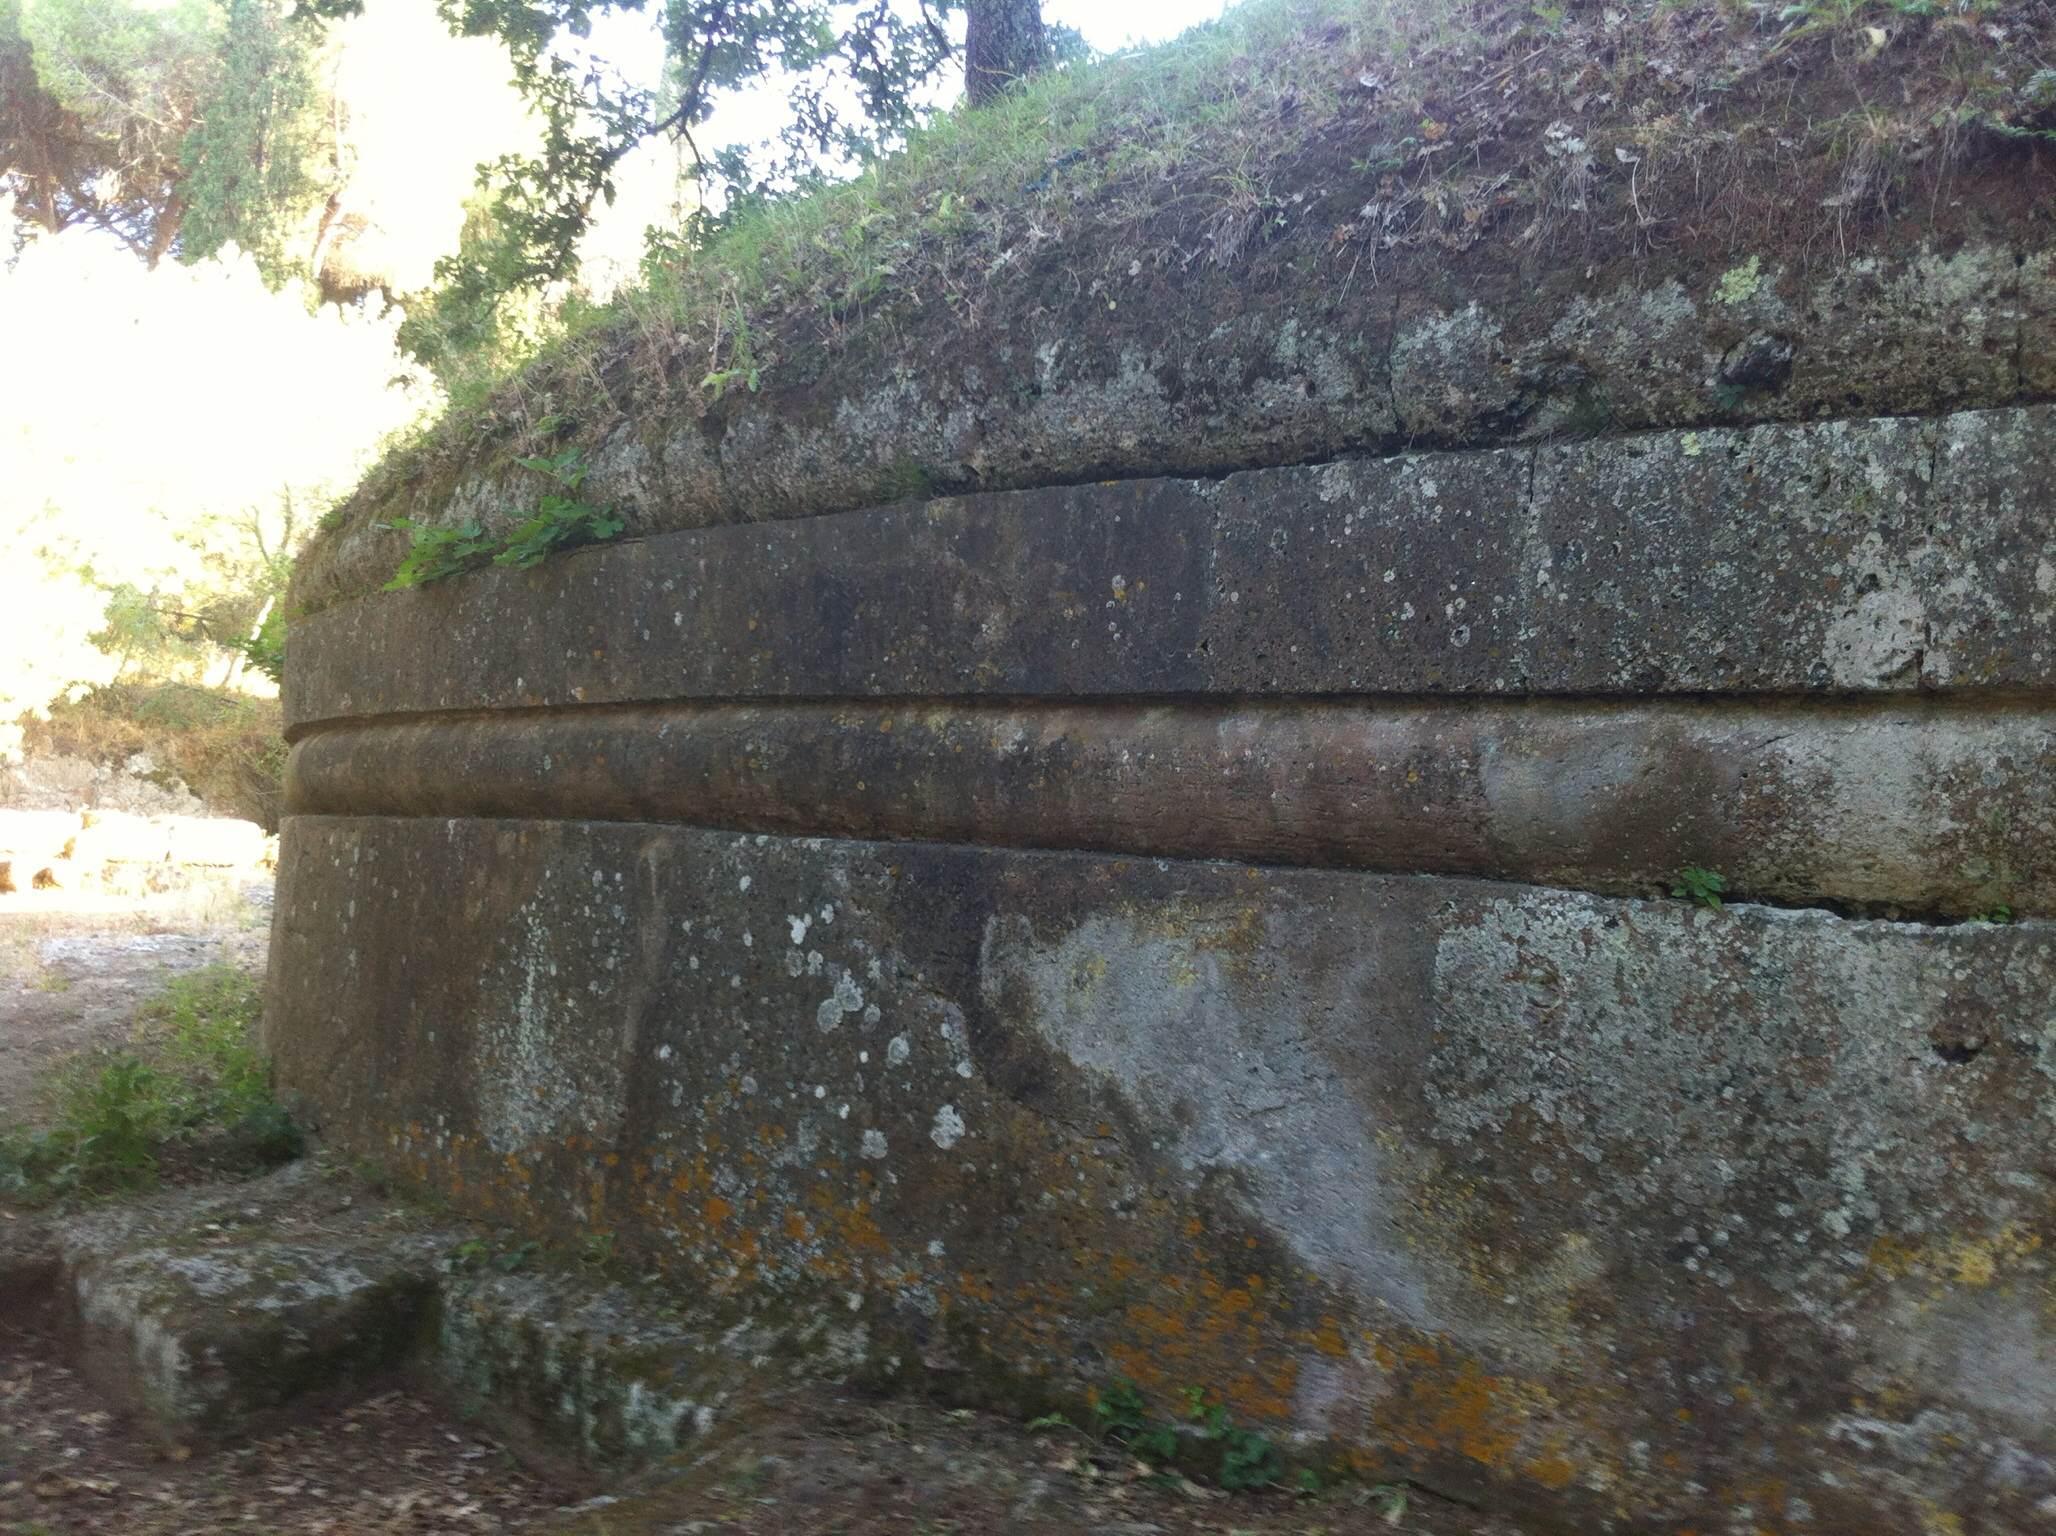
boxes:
[0,0,357,275]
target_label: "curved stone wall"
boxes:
[273,403,2056,1528]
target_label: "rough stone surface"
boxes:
[273,344,2056,1532]
[270,816,2056,1532]
[12,1163,747,1470]
[434,1269,790,1470]
[1928,405,2056,688]
[1,751,210,819]
[286,406,2056,729]
[52,1164,442,1439]
[293,236,2056,618]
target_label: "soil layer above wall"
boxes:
[291,0,2056,615]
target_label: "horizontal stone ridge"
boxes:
[284,697,2056,918]
[267,816,2056,1531]
[293,239,2056,617]
[286,405,2056,730]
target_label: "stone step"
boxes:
[7,1162,780,1467]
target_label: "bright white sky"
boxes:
[594,0,1233,154]
[573,0,1234,278]
[1047,0,1230,49]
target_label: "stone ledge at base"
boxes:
[15,1163,773,1466]
[268,815,2056,1534]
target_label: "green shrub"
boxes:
[380,517,500,590]
[51,1053,173,1186]
[0,963,298,1204]
[140,963,271,1124]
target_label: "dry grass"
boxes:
[403,0,2052,453]
[19,682,288,830]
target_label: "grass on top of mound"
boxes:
[367,0,2052,481]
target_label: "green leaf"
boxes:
[1217,1427,1281,1490]
[1671,865,1727,910]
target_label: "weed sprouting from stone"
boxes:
[1672,865,1728,910]
[1065,1377,1287,1491]
[382,450,623,590]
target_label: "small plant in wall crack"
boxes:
[1094,1378,1181,1463]
[382,450,623,590]
[381,517,498,590]
[1181,1386,1284,1491]
[446,1236,539,1274]
[1031,1378,1287,1492]
[1672,865,1728,910]
[494,450,626,569]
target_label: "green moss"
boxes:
[1716,255,1765,307]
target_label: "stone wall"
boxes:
[273,377,2056,1531]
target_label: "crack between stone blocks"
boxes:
[283,684,2056,747]
[278,807,2035,934]
[1512,440,1544,691]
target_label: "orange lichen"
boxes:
[1372,1355,1563,1476]
[363,1081,1652,1517]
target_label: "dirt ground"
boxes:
[538,1393,1532,1536]
[0,1314,1521,1536]
[0,887,268,1127]
[0,1327,578,1536]
[0,866,1536,1536]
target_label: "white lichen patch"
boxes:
[815,970,866,1032]
[979,907,1434,1325]
[476,907,632,1155]
[1822,584,1924,688]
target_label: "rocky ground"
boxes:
[0,824,1531,1536]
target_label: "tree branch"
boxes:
[918,0,954,60]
